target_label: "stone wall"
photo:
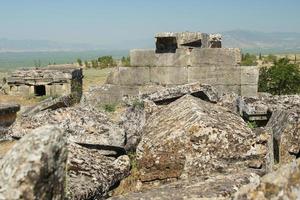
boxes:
[106,48,258,97]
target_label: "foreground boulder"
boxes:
[111,172,259,200]
[0,125,67,200]
[266,109,300,165]
[9,106,125,147]
[235,158,300,200]
[136,95,272,183]
[67,143,130,199]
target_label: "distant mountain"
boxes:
[1,30,300,54]
[221,30,300,53]
[0,38,100,52]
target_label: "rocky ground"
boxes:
[0,82,300,199]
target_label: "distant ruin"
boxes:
[94,32,258,105]
[5,66,83,98]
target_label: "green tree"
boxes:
[84,61,90,68]
[259,53,262,60]
[77,58,83,66]
[265,54,277,63]
[98,56,116,68]
[241,53,257,66]
[258,58,300,95]
[91,60,99,68]
[121,56,130,66]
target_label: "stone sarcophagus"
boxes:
[5,66,83,98]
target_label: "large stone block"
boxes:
[188,65,241,85]
[118,67,150,86]
[155,49,189,67]
[130,49,156,67]
[190,48,241,66]
[241,66,259,85]
[150,66,188,85]
[241,85,258,97]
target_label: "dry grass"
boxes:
[0,94,39,106]
[83,68,112,91]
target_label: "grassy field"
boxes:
[83,68,112,91]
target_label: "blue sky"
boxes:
[0,0,299,45]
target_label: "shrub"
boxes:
[258,58,300,95]
[103,104,116,112]
[241,53,257,66]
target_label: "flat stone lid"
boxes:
[0,104,20,115]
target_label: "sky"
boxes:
[0,0,299,45]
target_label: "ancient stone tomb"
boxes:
[5,66,83,97]
[104,32,259,106]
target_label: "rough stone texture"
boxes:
[237,94,300,122]
[240,66,259,97]
[0,104,20,135]
[22,94,75,117]
[110,172,259,200]
[5,66,83,97]
[67,142,130,200]
[105,32,258,100]
[0,125,67,200]
[139,82,219,104]
[267,109,300,165]
[118,105,146,151]
[234,159,300,200]
[8,106,126,147]
[81,84,140,106]
[136,95,272,182]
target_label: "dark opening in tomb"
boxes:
[155,37,178,53]
[181,39,202,48]
[34,85,46,96]
[210,41,222,48]
[191,91,210,102]
[241,110,273,128]
[154,92,211,106]
[273,138,280,164]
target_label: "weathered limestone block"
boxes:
[267,109,300,165]
[139,82,219,104]
[0,125,67,200]
[150,66,188,85]
[190,48,241,66]
[118,105,146,151]
[130,49,156,67]
[110,172,259,200]
[136,95,271,182]
[154,49,189,67]
[81,84,140,106]
[9,106,126,147]
[118,67,150,86]
[67,142,130,200]
[188,65,241,85]
[234,159,300,200]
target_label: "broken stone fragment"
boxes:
[234,158,300,200]
[67,142,130,199]
[136,95,271,183]
[266,108,300,165]
[110,172,259,200]
[0,125,67,200]
[9,105,126,148]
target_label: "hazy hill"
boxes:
[222,30,300,53]
[0,38,100,52]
